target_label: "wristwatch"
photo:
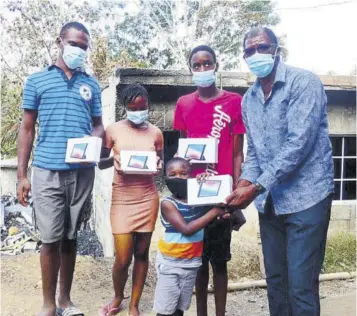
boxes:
[253,182,266,195]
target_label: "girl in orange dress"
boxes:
[98,84,163,316]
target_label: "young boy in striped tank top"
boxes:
[154,157,228,316]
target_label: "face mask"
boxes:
[165,177,188,199]
[127,109,149,125]
[246,52,276,78]
[192,69,216,87]
[62,44,87,70]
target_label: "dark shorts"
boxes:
[202,219,232,264]
[32,166,95,243]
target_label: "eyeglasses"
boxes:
[243,44,277,58]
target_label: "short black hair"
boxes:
[243,27,278,49]
[166,157,191,174]
[188,45,217,65]
[119,84,149,108]
[60,22,90,38]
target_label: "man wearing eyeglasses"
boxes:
[226,27,334,316]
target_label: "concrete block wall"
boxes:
[1,168,18,195]
[329,204,356,235]
[93,78,117,257]
[93,70,356,258]
[327,104,356,135]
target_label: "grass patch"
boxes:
[226,234,261,281]
[322,232,356,274]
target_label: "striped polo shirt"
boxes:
[21,65,102,170]
[158,196,206,268]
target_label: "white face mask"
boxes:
[62,43,87,69]
[127,109,149,125]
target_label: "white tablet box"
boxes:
[187,175,233,206]
[65,137,102,163]
[178,138,218,164]
[120,150,157,174]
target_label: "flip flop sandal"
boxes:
[56,306,84,316]
[98,302,123,316]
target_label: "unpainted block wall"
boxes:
[93,80,117,257]
[93,78,356,257]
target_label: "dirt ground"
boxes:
[1,254,356,316]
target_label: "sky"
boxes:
[239,0,357,75]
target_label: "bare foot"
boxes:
[98,297,123,315]
[37,305,56,316]
[128,305,140,316]
[108,296,123,309]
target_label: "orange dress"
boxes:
[105,120,163,234]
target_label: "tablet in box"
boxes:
[65,137,102,163]
[178,138,218,163]
[71,143,88,159]
[121,150,157,174]
[128,155,149,169]
[185,144,206,161]
[198,180,222,198]
[187,175,232,206]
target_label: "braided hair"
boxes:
[118,84,149,108]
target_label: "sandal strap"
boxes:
[62,306,84,316]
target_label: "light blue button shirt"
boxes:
[241,61,334,215]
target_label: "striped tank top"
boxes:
[158,196,206,268]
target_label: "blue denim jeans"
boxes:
[259,194,332,316]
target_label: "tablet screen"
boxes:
[70,143,88,159]
[198,180,222,198]
[185,144,206,160]
[128,155,149,169]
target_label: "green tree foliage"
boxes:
[108,0,280,69]
[1,75,23,157]
[0,0,145,157]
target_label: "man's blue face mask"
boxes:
[245,46,279,78]
[61,41,88,70]
[192,68,216,87]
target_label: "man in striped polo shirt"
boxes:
[17,22,104,316]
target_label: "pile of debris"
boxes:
[1,195,40,255]
[1,195,104,257]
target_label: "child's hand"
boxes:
[212,207,230,220]
[154,156,163,175]
[113,154,124,175]
[196,172,210,183]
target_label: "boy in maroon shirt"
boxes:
[173,45,245,316]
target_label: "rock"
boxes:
[5,203,33,225]
[23,241,38,253]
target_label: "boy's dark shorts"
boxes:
[202,219,232,264]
